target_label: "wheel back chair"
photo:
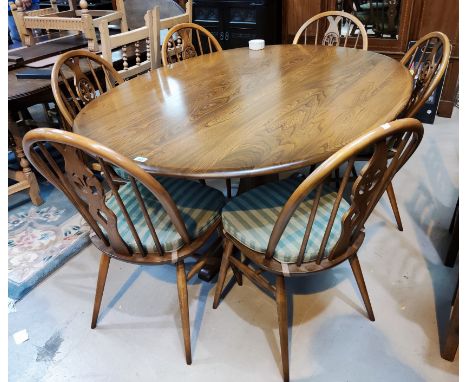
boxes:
[373,31,450,231]
[293,10,368,50]
[162,22,230,197]
[23,128,226,365]
[51,49,124,131]
[213,118,424,382]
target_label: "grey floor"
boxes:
[9,110,459,381]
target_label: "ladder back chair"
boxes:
[51,49,124,131]
[23,128,226,365]
[213,118,424,382]
[161,22,222,66]
[99,6,161,80]
[293,10,368,50]
[375,31,450,231]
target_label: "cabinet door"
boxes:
[192,1,224,44]
[222,1,270,49]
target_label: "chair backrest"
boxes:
[266,118,423,267]
[51,49,124,130]
[293,10,368,50]
[23,128,191,263]
[161,22,222,66]
[399,31,451,118]
[9,0,59,44]
[99,6,161,80]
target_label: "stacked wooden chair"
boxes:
[213,118,424,381]
[23,127,225,365]
[9,0,128,51]
[99,7,161,79]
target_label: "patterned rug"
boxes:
[8,181,90,301]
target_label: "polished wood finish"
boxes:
[348,254,375,321]
[99,6,161,79]
[161,22,222,66]
[285,0,459,117]
[23,127,222,364]
[276,275,289,382]
[213,119,424,381]
[176,260,192,365]
[51,49,124,129]
[91,253,110,329]
[293,10,368,50]
[385,182,403,231]
[73,45,412,179]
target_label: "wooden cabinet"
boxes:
[282,0,459,117]
[192,0,282,50]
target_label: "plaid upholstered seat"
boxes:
[106,177,225,253]
[222,178,350,264]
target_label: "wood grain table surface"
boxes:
[73,44,413,179]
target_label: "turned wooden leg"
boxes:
[349,254,375,321]
[276,275,289,382]
[213,240,234,309]
[176,260,192,365]
[9,113,43,206]
[91,254,110,329]
[386,182,403,231]
[442,288,459,361]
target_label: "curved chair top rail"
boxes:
[23,127,191,263]
[293,10,368,50]
[399,31,451,118]
[266,118,424,267]
[51,49,125,130]
[161,22,222,66]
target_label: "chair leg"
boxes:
[349,254,375,321]
[276,275,289,382]
[226,178,232,199]
[386,182,403,231]
[231,264,243,286]
[213,240,234,309]
[176,260,192,365]
[91,254,110,329]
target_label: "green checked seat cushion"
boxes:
[222,178,350,264]
[106,177,225,253]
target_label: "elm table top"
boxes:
[73,44,413,179]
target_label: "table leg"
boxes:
[8,111,43,206]
[198,174,279,281]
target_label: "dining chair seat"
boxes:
[107,177,225,253]
[222,178,349,264]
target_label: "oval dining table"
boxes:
[73,44,413,279]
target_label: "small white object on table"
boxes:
[249,39,265,50]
